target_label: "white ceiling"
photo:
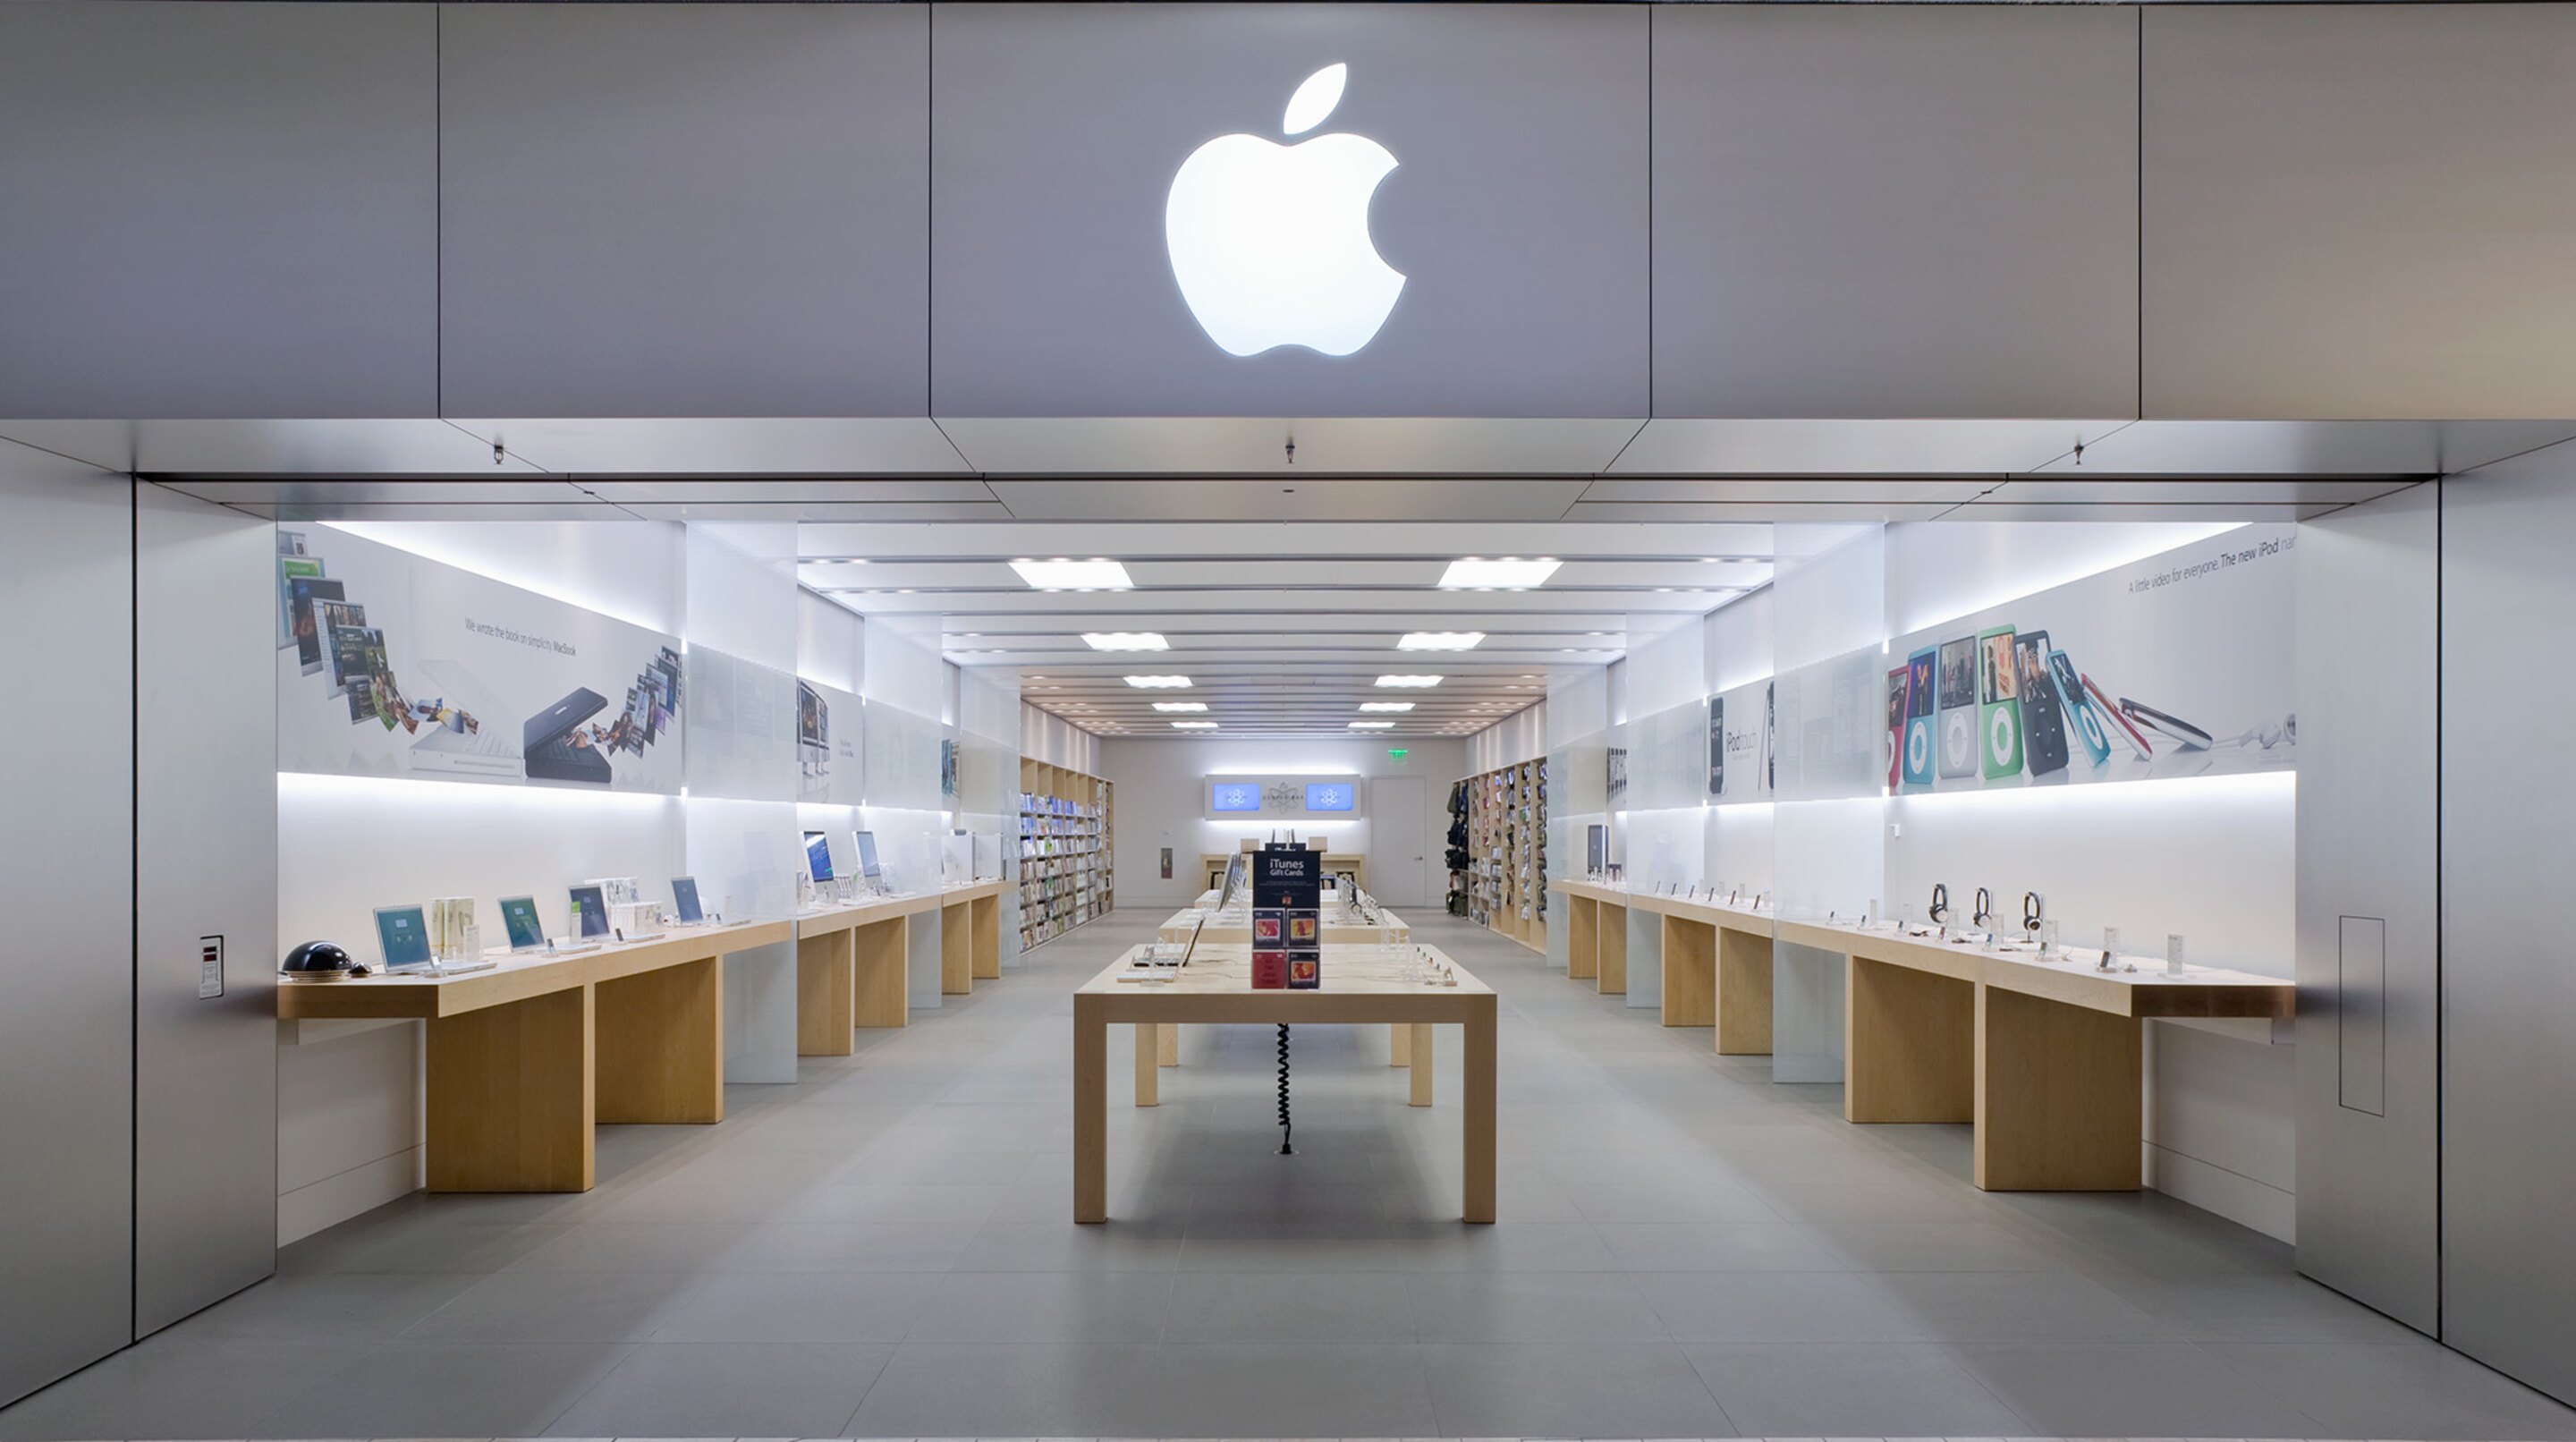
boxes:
[31,411,2556,740]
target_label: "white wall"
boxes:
[1101,735,1466,909]
[1465,700,1546,772]
[1021,700,1100,773]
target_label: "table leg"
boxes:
[1074,993,1107,1223]
[941,903,972,994]
[1844,954,1974,1124]
[852,918,909,1029]
[1975,983,2144,1190]
[426,984,593,1192]
[1161,1022,1179,1066]
[971,895,1002,980]
[796,929,855,1056]
[1568,895,1597,980]
[1133,1022,1159,1107]
[1597,905,1629,994]
[1716,927,1776,1056]
[1409,1022,1435,1107]
[1463,997,1497,1224]
[1389,1021,1411,1067]
[1661,916,1716,1027]
[596,955,724,1124]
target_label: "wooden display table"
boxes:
[1556,879,1779,1054]
[1072,942,1498,1223]
[1775,917,2293,1192]
[936,878,1009,995]
[1152,901,1416,1066]
[277,919,789,1192]
[793,891,942,1053]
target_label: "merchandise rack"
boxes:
[1018,759,1114,950]
[1462,757,1546,953]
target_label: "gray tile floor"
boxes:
[5,910,2572,1440]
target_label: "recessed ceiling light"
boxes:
[1124,675,1193,688]
[1172,720,1219,730]
[1358,700,1415,712]
[1439,556,1560,590]
[1010,557,1133,590]
[1397,631,1485,650]
[1083,632,1167,651]
[1350,720,1397,729]
[1152,700,1208,712]
[1376,674,1443,688]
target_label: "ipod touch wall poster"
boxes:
[1879,524,2297,793]
[276,526,685,794]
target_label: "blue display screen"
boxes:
[1305,783,1355,812]
[1211,783,1261,812]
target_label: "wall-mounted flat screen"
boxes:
[1304,783,1355,811]
[1211,783,1261,812]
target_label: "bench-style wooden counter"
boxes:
[1557,880,1779,1054]
[1072,942,1497,1224]
[278,918,790,1192]
[1775,916,2292,1192]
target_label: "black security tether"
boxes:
[1275,1023,1294,1155]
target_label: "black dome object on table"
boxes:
[280,940,358,977]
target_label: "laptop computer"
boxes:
[409,660,525,778]
[524,688,611,785]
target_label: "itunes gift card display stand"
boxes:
[1250,844,1323,990]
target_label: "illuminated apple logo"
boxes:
[1165,64,1406,357]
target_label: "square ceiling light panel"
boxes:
[1124,675,1193,688]
[1083,632,1168,650]
[1172,720,1219,729]
[1438,557,1560,590]
[1398,632,1486,650]
[1359,701,1416,712]
[1377,674,1444,688]
[1012,557,1133,590]
[1151,700,1208,712]
[1350,720,1398,729]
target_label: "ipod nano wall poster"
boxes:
[1211,783,1261,812]
[275,524,685,794]
[1885,666,1907,790]
[804,831,835,884]
[1871,524,2295,793]
[1902,646,1938,787]
[375,904,433,971]
[499,895,544,951]
[2051,649,2112,766]
[567,885,610,938]
[1304,783,1354,812]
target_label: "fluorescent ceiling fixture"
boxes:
[1398,631,1485,651]
[1439,556,1560,590]
[1358,700,1415,712]
[1376,674,1443,688]
[1083,632,1168,651]
[1011,557,1133,590]
[1124,675,1194,688]
[1151,700,1208,713]
[1350,720,1398,729]
[1172,720,1220,730]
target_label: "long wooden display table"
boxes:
[936,878,1009,994]
[1153,900,1416,1065]
[1072,942,1498,1224]
[1555,879,1780,1054]
[1774,916,2293,1192]
[791,879,1009,1054]
[276,918,790,1192]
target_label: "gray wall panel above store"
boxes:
[0,2,436,419]
[929,3,1648,419]
[2143,6,2576,420]
[438,4,930,419]
[1649,6,2139,421]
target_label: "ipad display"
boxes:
[498,895,545,952]
[374,903,434,971]
[568,884,609,939]
[672,877,703,924]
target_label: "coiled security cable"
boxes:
[1275,1023,1294,1155]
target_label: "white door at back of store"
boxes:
[1372,776,1427,908]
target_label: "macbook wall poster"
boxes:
[276,526,684,794]
[1877,523,2296,794]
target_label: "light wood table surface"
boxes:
[1154,900,1416,1065]
[277,918,789,1192]
[1775,916,2293,1192]
[1072,941,1498,1224]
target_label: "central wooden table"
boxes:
[277,918,790,1192]
[1072,941,1498,1223]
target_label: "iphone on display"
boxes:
[1936,636,1977,779]
[1885,666,1908,790]
[2048,649,2111,766]
[2013,630,2070,776]
[1977,625,2023,780]
[2084,674,2155,759]
[1902,646,1937,786]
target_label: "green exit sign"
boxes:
[1387,748,1409,760]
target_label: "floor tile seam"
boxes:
[2168,1334,2419,1438]
[1669,1335,1745,1437]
